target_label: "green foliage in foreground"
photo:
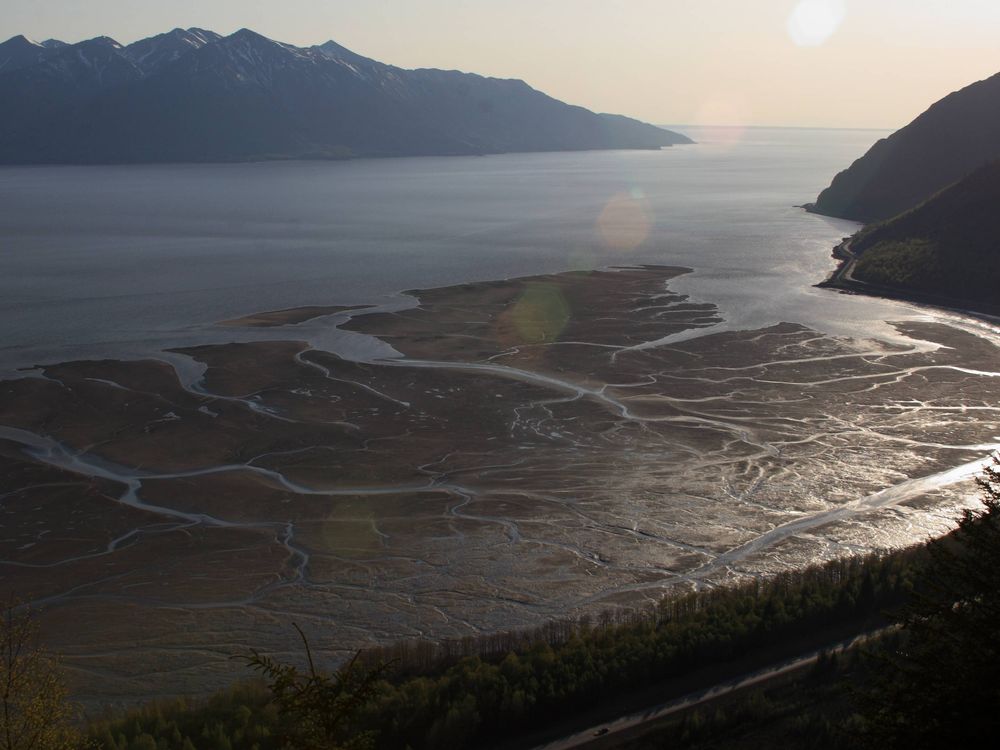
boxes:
[243,622,388,750]
[87,683,274,750]
[1,606,84,750]
[88,549,917,750]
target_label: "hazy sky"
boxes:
[4,0,1000,129]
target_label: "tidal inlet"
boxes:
[3,263,999,704]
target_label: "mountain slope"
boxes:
[0,35,53,73]
[125,27,221,75]
[839,161,1000,310]
[0,36,144,145]
[809,72,1000,223]
[0,28,691,164]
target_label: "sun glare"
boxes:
[787,0,846,47]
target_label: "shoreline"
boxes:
[0,142,692,170]
[3,264,999,707]
[815,235,1000,324]
[217,304,374,328]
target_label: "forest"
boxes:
[80,549,917,749]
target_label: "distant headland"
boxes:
[0,28,692,164]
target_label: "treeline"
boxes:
[357,549,904,677]
[88,683,275,750]
[88,548,923,750]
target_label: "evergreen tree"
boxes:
[862,456,1000,748]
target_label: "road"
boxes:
[530,631,879,750]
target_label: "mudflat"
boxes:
[2,266,998,706]
[218,305,372,328]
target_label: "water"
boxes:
[6,127,1000,705]
[0,127,901,374]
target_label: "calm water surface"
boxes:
[0,127,908,373]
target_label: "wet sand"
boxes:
[1,265,998,706]
[218,305,372,328]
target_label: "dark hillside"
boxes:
[848,160,1000,308]
[811,72,1000,222]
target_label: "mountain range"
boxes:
[0,28,691,164]
[809,71,1000,223]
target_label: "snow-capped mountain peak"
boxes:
[124,27,221,75]
[0,25,691,164]
[0,34,56,72]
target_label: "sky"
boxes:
[3,0,1000,129]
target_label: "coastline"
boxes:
[0,141,691,169]
[4,264,1000,707]
[816,235,1000,324]
[218,304,373,328]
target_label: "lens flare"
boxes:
[787,0,846,47]
[596,192,651,252]
[317,511,382,558]
[499,282,571,347]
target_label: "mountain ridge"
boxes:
[0,28,691,164]
[808,71,1000,222]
